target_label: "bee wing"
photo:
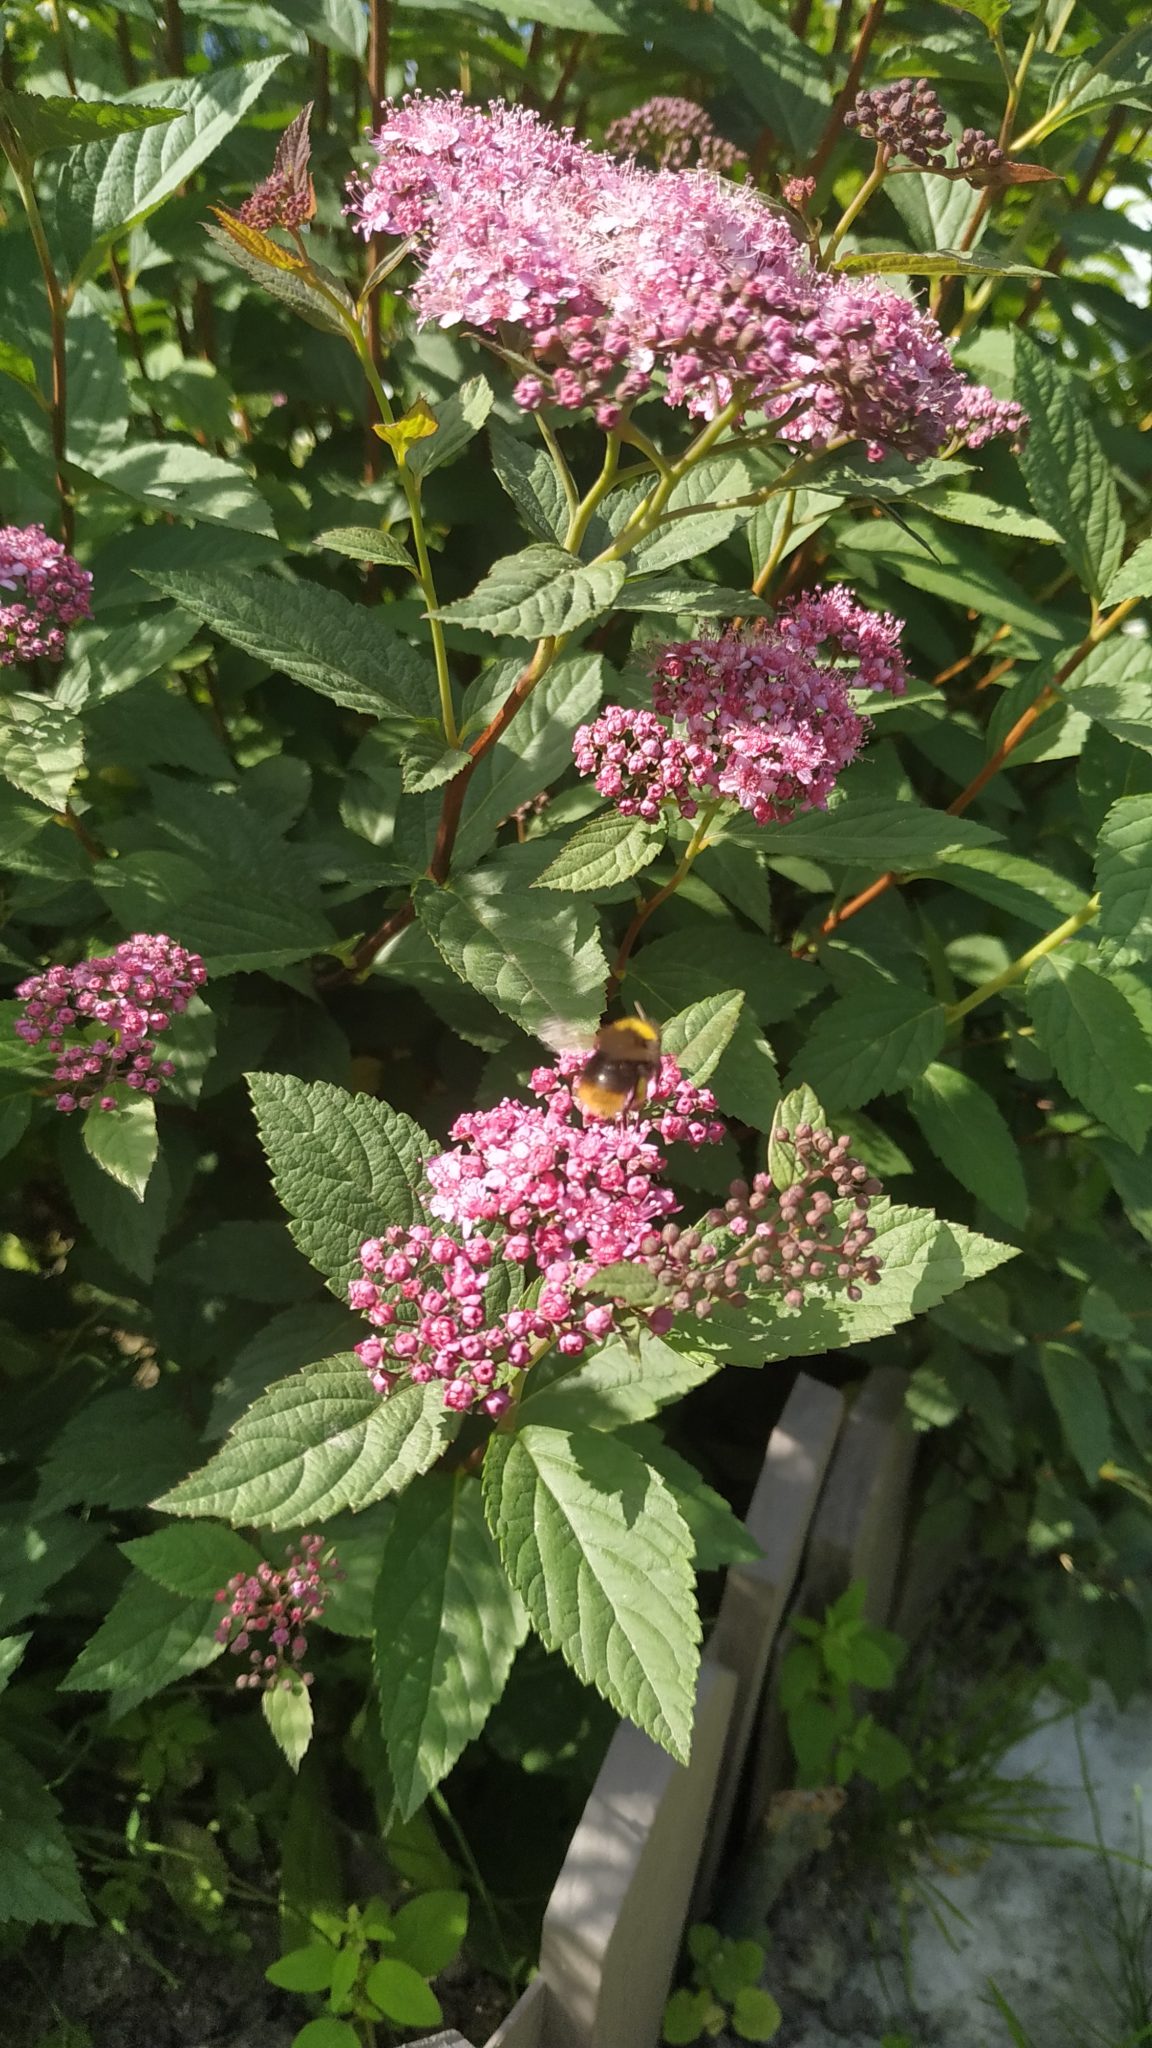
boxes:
[536,1014,595,1058]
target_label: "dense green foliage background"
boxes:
[2,0,1152,2031]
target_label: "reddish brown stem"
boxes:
[163,0,184,74]
[807,0,888,182]
[364,0,392,486]
[110,251,163,435]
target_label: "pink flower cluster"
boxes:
[15,933,206,1113]
[0,524,91,666]
[951,382,1029,452]
[605,95,745,174]
[347,93,1025,454]
[350,1055,726,1413]
[575,588,906,826]
[213,1536,334,1691]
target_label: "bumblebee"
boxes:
[573,1014,663,1119]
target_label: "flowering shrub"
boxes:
[1,0,1152,2028]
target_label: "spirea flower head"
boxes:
[575,591,906,827]
[347,94,1023,455]
[233,101,315,230]
[951,381,1029,453]
[0,524,92,666]
[606,96,745,174]
[845,78,951,168]
[15,933,206,1113]
[214,1535,337,1692]
[350,1055,727,1413]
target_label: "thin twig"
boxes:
[807,0,888,182]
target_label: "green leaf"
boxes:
[0,88,177,162]
[0,1635,30,1693]
[1039,21,1152,136]
[489,420,569,543]
[453,651,604,869]
[1095,1138,1152,1245]
[80,1094,157,1201]
[138,567,430,725]
[789,988,947,1111]
[1014,335,1125,600]
[921,488,1060,545]
[120,1522,262,1600]
[406,375,494,477]
[363,1958,441,2029]
[519,1333,719,1431]
[909,1063,1029,1229]
[617,577,772,617]
[94,441,275,536]
[390,1889,468,1976]
[246,1073,430,1293]
[483,1425,700,1763]
[663,1987,714,2044]
[60,58,285,256]
[433,544,625,639]
[204,218,354,337]
[734,796,1001,867]
[153,1362,454,1530]
[1039,1342,1113,1486]
[292,2019,361,2048]
[400,736,471,795]
[731,1985,782,2039]
[373,1477,526,1821]
[768,1085,829,1192]
[930,846,1084,929]
[37,1390,199,1516]
[60,1574,223,1711]
[633,454,757,574]
[1059,637,1152,753]
[533,812,666,893]
[0,1744,90,1927]
[275,0,367,54]
[416,869,608,1041]
[0,1514,102,1630]
[97,850,336,977]
[835,248,1044,279]
[621,1428,761,1571]
[265,1946,337,1992]
[263,1681,314,1772]
[0,338,39,396]
[314,526,416,574]
[1096,795,1152,962]
[0,697,83,812]
[836,515,1064,641]
[1103,538,1152,608]
[669,1202,1015,1366]
[1026,954,1151,1149]
[661,992,745,1086]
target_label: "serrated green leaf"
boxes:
[1039,1342,1113,1485]
[533,812,665,893]
[153,1362,454,1530]
[789,988,947,1111]
[81,1094,157,1201]
[0,87,177,162]
[0,697,83,812]
[0,1744,90,1927]
[406,375,493,478]
[314,526,416,573]
[363,1957,441,2028]
[138,567,430,724]
[0,1635,30,1694]
[930,846,1085,929]
[1059,637,1152,753]
[416,869,607,1041]
[1015,335,1125,600]
[483,1424,700,1762]
[670,1201,1015,1366]
[94,442,275,536]
[734,796,1001,867]
[1104,539,1152,608]
[488,420,569,543]
[1096,795,1152,961]
[617,577,772,616]
[519,1333,719,1431]
[373,1478,525,1820]
[836,515,1064,640]
[632,454,757,575]
[1026,954,1151,1149]
[661,992,745,1085]
[59,58,285,256]
[120,1522,262,1599]
[37,1390,199,1516]
[400,736,471,795]
[246,1073,430,1292]
[60,1573,223,1710]
[453,651,604,869]
[204,219,353,336]
[620,1427,761,1570]
[433,544,625,639]
[768,1085,829,1192]
[909,1063,1029,1229]
[98,848,336,976]
[262,1680,314,1771]
[0,1515,102,1631]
